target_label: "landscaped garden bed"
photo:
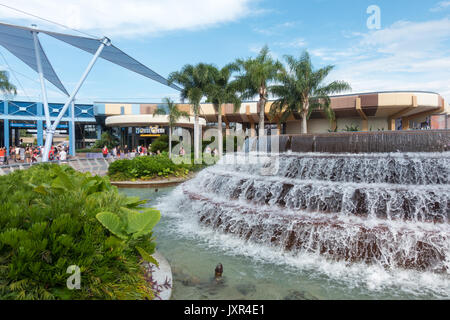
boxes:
[0,163,161,300]
[107,153,206,182]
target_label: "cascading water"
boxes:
[157,151,450,297]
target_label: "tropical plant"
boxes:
[343,124,360,132]
[0,164,159,300]
[270,51,351,134]
[205,64,241,157]
[150,134,169,153]
[232,45,283,138]
[96,207,160,266]
[108,154,190,181]
[0,70,17,96]
[168,63,216,162]
[93,131,119,150]
[153,98,189,158]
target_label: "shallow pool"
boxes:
[120,187,450,300]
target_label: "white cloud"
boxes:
[252,20,299,36]
[430,1,450,12]
[359,19,450,56]
[275,38,307,49]
[312,18,450,101]
[0,0,255,37]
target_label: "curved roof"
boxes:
[200,91,447,123]
[105,114,206,127]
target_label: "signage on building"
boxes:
[136,126,165,135]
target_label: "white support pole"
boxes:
[32,27,52,129]
[42,37,110,162]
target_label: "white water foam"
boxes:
[156,186,450,299]
[155,151,450,298]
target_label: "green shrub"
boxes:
[0,164,159,300]
[343,124,360,132]
[76,148,102,153]
[108,154,188,180]
[149,135,168,153]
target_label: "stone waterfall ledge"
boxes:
[143,250,173,300]
[110,173,198,188]
[111,178,188,188]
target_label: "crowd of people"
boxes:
[101,144,219,159]
[204,146,219,157]
[0,144,70,165]
[0,142,221,165]
[101,144,156,159]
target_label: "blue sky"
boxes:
[0,0,449,103]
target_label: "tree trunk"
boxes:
[258,98,265,137]
[169,126,172,159]
[302,100,309,134]
[194,113,200,162]
[302,113,307,134]
[218,110,223,157]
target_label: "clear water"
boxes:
[120,186,450,300]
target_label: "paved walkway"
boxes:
[0,157,119,176]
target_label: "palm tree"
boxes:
[205,64,241,157]
[153,97,189,159]
[0,71,17,96]
[168,63,216,161]
[270,51,351,133]
[232,45,283,138]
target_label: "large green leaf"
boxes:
[123,196,147,208]
[128,208,160,239]
[136,246,159,267]
[51,170,74,191]
[96,212,128,240]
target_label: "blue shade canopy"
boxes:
[0,22,181,92]
[45,32,182,91]
[0,23,69,96]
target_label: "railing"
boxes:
[0,155,136,176]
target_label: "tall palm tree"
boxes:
[0,71,17,95]
[232,45,283,138]
[153,97,189,158]
[205,64,241,157]
[270,51,351,133]
[168,63,216,161]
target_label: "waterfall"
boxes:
[165,152,450,274]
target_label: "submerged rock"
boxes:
[235,283,257,296]
[283,289,318,300]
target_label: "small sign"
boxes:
[136,126,165,135]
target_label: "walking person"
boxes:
[179,146,185,157]
[15,146,20,162]
[19,146,25,163]
[102,145,109,159]
[31,148,38,163]
[0,147,5,165]
[9,146,15,162]
[25,147,31,164]
[59,147,67,162]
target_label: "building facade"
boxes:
[1,91,448,155]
